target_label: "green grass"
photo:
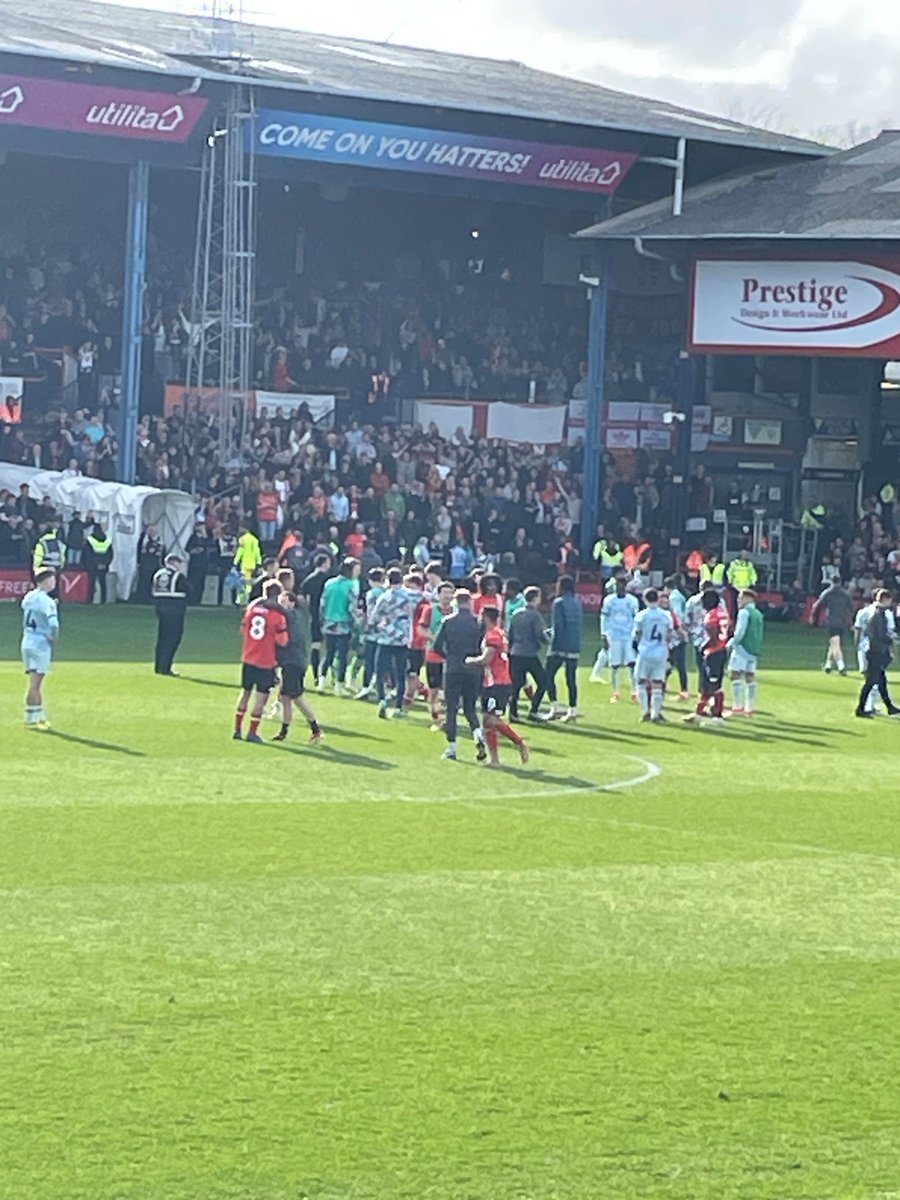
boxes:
[1,606,898,1200]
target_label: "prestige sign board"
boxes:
[252,110,637,195]
[690,259,900,357]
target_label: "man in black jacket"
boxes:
[856,589,900,718]
[432,589,486,762]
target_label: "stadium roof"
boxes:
[0,0,827,157]
[577,130,900,241]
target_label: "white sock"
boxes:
[473,728,484,745]
[638,683,650,716]
[732,679,745,710]
[611,666,619,692]
[836,659,845,672]
[746,680,757,712]
[651,686,664,717]
[630,666,637,693]
[866,687,877,713]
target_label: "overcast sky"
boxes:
[108,0,899,145]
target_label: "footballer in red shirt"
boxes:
[466,605,529,767]
[686,590,731,725]
[234,581,289,743]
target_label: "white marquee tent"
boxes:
[0,465,195,600]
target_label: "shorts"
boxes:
[607,635,634,668]
[426,661,444,689]
[241,663,277,694]
[634,653,668,683]
[827,626,845,638]
[407,648,425,675]
[21,640,51,675]
[728,647,758,675]
[703,649,727,691]
[280,664,305,698]
[482,684,512,715]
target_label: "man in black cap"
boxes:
[152,552,189,676]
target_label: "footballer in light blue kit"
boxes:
[21,569,59,729]
[633,587,674,723]
[600,575,640,702]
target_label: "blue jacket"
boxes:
[550,593,582,655]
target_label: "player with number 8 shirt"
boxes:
[234,581,289,743]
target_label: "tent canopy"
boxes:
[0,466,195,599]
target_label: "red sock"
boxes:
[485,727,499,756]
[234,710,245,734]
[712,691,724,718]
[695,695,709,716]
[249,717,261,736]
[497,720,523,747]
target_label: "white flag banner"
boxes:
[414,401,475,441]
[486,402,565,445]
[254,391,335,423]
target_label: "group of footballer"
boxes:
[229,554,768,766]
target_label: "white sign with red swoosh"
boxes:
[690,259,900,357]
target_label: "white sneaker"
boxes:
[355,686,373,700]
[705,716,725,730]
[316,676,327,693]
[546,704,565,720]
[441,745,457,760]
[334,682,345,697]
[560,708,581,723]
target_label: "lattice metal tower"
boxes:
[185,3,257,464]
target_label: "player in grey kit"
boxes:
[810,579,854,675]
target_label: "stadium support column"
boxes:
[118,159,150,485]
[672,351,701,556]
[580,245,611,562]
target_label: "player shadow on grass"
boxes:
[43,730,146,757]
[265,741,395,771]
[456,759,598,790]
[539,722,680,746]
[705,724,826,748]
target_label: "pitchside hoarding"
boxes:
[0,74,209,143]
[252,110,637,194]
[690,259,900,357]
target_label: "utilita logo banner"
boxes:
[690,259,900,357]
[0,74,208,143]
[253,109,637,194]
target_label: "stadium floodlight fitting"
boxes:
[662,410,686,425]
[578,274,600,288]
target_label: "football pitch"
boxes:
[1,606,898,1200]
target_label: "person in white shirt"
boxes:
[598,575,639,702]
[633,588,674,724]
[328,486,350,525]
[854,595,896,714]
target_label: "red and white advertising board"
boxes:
[689,259,900,357]
[0,568,90,603]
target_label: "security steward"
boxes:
[152,552,189,676]
[33,523,66,599]
[84,522,114,604]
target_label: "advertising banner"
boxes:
[414,401,475,441]
[252,109,637,194]
[690,259,900,356]
[0,377,23,424]
[0,568,89,602]
[0,74,208,143]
